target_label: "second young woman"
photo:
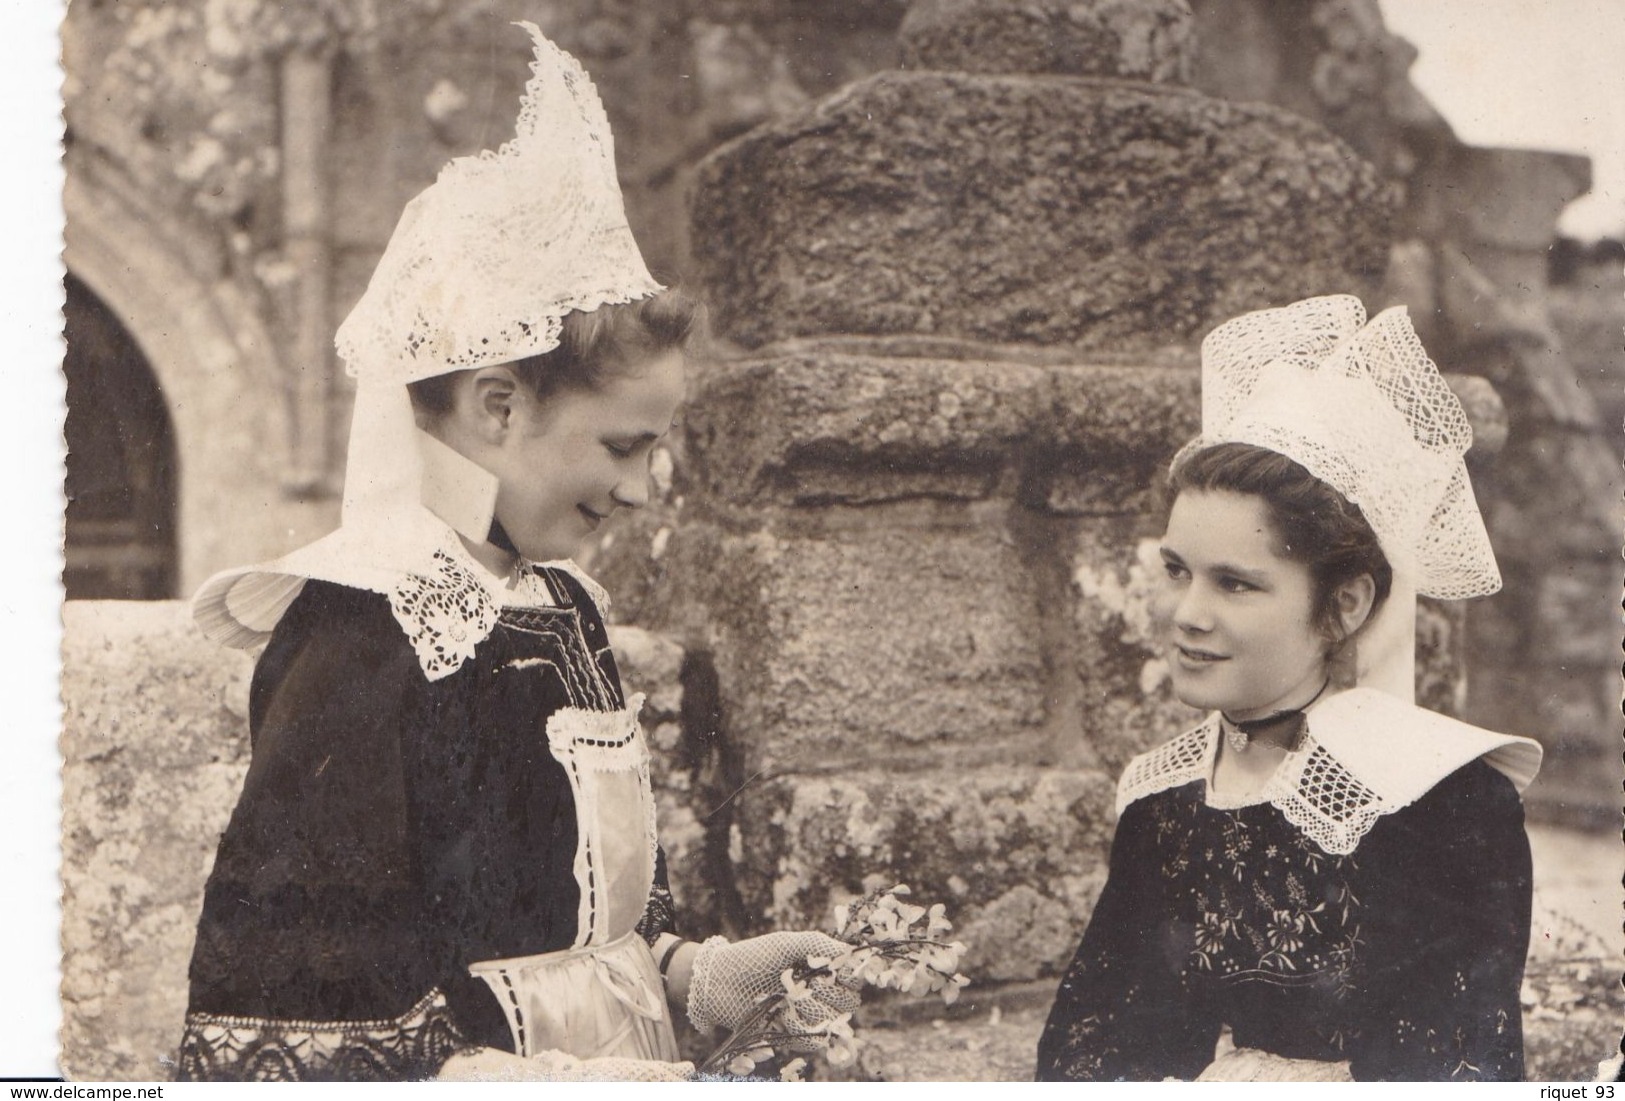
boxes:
[1036,295,1542,1082]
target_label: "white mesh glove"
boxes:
[687,932,862,1036]
[439,1046,693,1082]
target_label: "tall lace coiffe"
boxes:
[1171,295,1499,701]
[194,23,661,672]
[1175,294,1497,599]
[334,22,660,387]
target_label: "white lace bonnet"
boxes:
[1172,294,1500,700]
[194,23,660,671]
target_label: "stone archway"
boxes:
[63,165,334,593]
[63,273,177,599]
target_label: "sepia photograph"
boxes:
[10,0,1624,1084]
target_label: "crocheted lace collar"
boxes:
[1115,687,1542,855]
[193,512,611,682]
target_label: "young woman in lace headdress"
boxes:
[176,24,855,1082]
[1035,295,1543,1082]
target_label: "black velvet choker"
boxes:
[487,519,518,556]
[1222,680,1330,753]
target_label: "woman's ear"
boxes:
[1333,573,1377,641]
[467,366,520,441]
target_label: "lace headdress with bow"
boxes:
[1171,294,1499,700]
[194,23,658,679]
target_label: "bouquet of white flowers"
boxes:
[697,884,970,1080]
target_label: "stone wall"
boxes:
[1425,155,1617,827]
[68,3,1604,770]
[1525,246,1625,820]
[59,603,252,1081]
[58,600,692,1081]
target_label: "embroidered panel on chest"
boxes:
[1152,795,1363,992]
[495,606,619,712]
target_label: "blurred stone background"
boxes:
[59,0,1619,1082]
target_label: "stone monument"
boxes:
[595,0,1412,984]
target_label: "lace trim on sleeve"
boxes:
[176,989,469,1082]
[1115,719,1218,814]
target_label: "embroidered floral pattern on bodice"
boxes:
[1150,795,1361,1012]
[1040,754,1534,1082]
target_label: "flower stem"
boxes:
[695,993,793,1077]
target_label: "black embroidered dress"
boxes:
[1037,695,1537,1082]
[178,561,677,1081]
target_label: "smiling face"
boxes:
[1153,488,1333,722]
[482,348,685,563]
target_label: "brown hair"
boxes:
[408,288,701,417]
[1169,442,1393,645]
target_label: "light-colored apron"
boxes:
[468,694,679,1062]
[1196,1028,1353,1081]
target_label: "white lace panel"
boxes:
[385,531,577,681]
[1117,718,1398,857]
[1179,295,1500,600]
[1115,720,1218,815]
[388,549,501,682]
[1262,743,1391,856]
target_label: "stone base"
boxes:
[732,768,1117,983]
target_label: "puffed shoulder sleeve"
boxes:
[1036,795,1220,1081]
[1348,759,1533,1081]
[179,581,469,1081]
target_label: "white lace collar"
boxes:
[194,512,612,682]
[1115,688,1542,855]
[384,533,558,681]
